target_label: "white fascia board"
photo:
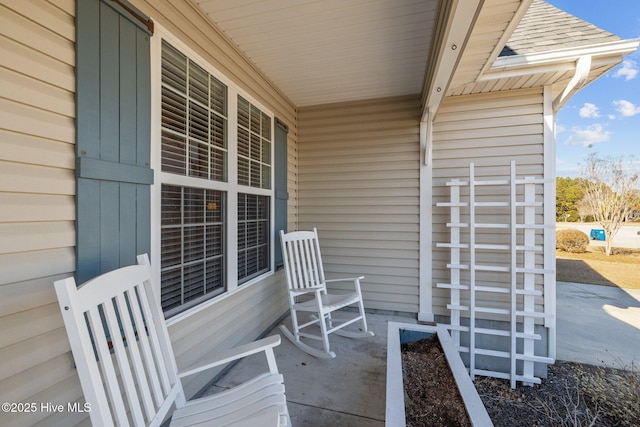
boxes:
[483,38,640,79]
[422,0,482,121]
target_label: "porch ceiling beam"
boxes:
[421,0,483,121]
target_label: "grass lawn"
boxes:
[556,247,640,289]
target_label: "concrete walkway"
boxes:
[557,281,640,368]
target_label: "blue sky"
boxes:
[546,0,640,178]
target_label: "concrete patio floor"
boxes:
[202,310,417,426]
[200,282,640,426]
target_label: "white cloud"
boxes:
[579,102,601,118]
[613,99,640,117]
[608,114,616,120]
[613,60,638,81]
[564,124,611,147]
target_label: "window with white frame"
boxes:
[159,39,273,315]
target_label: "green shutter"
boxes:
[274,119,289,269]
[76,0,153,283]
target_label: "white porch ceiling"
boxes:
[194,0,440,107]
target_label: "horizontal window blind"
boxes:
[161,185,225,314]
[161,40,227,181]
[238,96,271,189]
[238,193,270,283]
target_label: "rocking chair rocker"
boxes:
[279,228,374,358]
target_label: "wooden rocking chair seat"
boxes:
[54,254,291,427]
[293,291,360,312]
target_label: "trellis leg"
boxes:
[469,164,476,381]
[436,178,470,349]
[513,173,554,386]
[510,162,517,388]
[522,177,537,385]
[451,181,463,347]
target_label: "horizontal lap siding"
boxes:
[298,96,421,313]
[130,0,297,399]
[432,88,545,320]
[0,2,297,426]
[0,1,79,426]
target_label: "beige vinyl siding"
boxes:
[0,1,78,426]
[432,88,545,320]
[130,0,298,398]
[168,271,288,397]
[298,96,421,313]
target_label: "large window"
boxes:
[159,39,273,314]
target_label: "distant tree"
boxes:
[575,197,594,222]
[630,190,640,222]
[556,177,584,222]
[579,153,640,255]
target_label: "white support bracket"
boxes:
[553,55,591,111]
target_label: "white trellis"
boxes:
[437,161,554,388]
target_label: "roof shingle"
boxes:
[500,0,622,57]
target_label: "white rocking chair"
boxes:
[279,228,374,358]
[54,254,290,427]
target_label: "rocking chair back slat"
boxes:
[292,236,305,290]
[310,235,325,286]
[102,293,146,425]
[113,290,156,421]
[129,284,173,407]
[299,238,313,288]
[86,304,119,425]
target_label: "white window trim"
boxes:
[150,24,276,325]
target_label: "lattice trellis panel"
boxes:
[437,161,555,387]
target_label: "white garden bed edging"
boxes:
[386,322,493,427]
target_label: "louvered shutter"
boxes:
[76,0,153,283]
[274,119,289,269]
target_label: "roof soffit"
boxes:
[194,0,441,108]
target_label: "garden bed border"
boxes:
[386,322,493,427]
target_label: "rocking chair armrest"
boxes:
[324,276,365,284]
[177,334,281,379]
